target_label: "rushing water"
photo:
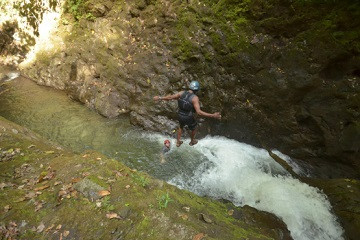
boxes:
[0,74,344,240]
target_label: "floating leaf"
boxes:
[98,190,111,197]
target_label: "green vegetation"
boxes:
[64,0,95,21]
[131,174,149,188]
[101,196,115,211]
[157,192,173,209]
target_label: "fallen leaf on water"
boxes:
[106,213,120,219]
[228,209,234,216]
[37,222,45,233]
[63,230,70,237]
[98,190,111,197]
[34,185,50,191]
[193,233,205,240]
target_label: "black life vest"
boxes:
[178,91,195,116]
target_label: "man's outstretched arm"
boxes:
[192,96,221,119]
[154,91,183,101]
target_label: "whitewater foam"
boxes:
[163,135,344,240]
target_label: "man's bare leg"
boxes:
[176,127,183,147]
[189,129,198,146]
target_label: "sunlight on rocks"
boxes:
[0,0,64,66]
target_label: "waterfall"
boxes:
[164,136,344,240]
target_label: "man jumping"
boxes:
[153,81,221,147]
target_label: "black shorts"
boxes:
[178,114,197,130]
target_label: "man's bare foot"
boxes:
[189,139,198,146]
[176,141,183,147]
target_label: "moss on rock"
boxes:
[0,116,291,239]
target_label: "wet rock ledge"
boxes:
[0,116,291,240]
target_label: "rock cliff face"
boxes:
[6,0,359,174]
